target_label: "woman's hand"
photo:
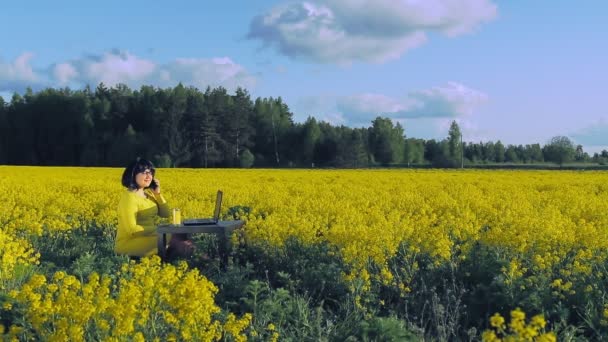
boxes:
[152,178,161,195]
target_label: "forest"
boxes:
[0,83,601,168]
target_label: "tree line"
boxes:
[0,83,603,168]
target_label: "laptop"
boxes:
[182,190,223,225]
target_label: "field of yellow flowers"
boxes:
[2,166,608,340]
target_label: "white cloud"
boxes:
[0,51,256,93]
[294,94,346,125]
[76,51,156,86]
[53,63,78,85]
[335,82,488,122]
[336,93,411,125]
[407,81,488,117]
[0,52,43,91]
[295,82,488,138]
[162,57,256,91]
[571,119,608,146]
[432,117,491,142]
[339,93,408,114]
[0,91,11,102]
[248,0,497,64]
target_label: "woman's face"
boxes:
[134,169,154,189]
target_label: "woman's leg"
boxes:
[167,233,195,259]
[116,236,158,258]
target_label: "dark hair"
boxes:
[121,158,156,190]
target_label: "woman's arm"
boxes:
[148,190,171,218]
[148,178,171,218]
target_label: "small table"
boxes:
[157,220,244,267]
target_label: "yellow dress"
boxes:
[115,190,170,257]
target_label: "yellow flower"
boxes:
[537,332,557,342]
[490,313,505,330]
[1,167,607,338]
[510,308,526,322]
[133,332,145,342]
[530,314,546,329]
[481,330,499,342]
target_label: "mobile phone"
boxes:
[149,179,158,190]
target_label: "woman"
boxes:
[115,158,193,259]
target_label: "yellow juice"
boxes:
[172,208,181,225]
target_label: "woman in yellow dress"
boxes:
[115,158,193,258]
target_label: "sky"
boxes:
[1,0,607,152]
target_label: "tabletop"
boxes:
[157,220,245,234]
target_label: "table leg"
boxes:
[218,227,237,270]
[218,232,228,269]
[157,233,167,261]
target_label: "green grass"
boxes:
[5,224,608,341]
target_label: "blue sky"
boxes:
[1,0,607,152]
